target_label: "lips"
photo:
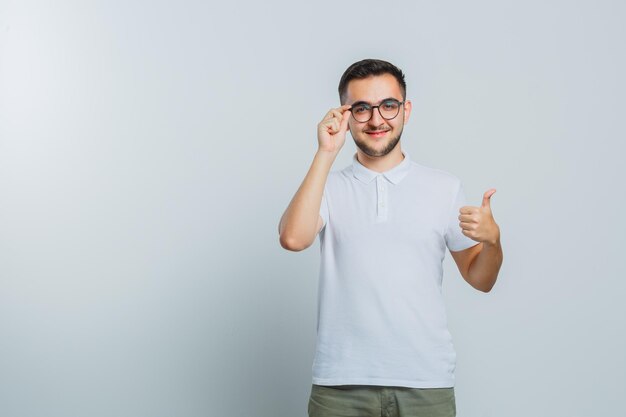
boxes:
[365,130,389,138]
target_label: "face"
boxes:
[344,73,412,158]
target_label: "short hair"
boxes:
[338,59,407,105]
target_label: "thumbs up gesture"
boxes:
[458,188,501,246]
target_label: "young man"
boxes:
[278,59,503,417]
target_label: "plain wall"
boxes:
[1,1,625,416]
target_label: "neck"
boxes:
[356,146,405,173]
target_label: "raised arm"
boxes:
[278,104,352,251]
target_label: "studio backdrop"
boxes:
[1,1,624,416]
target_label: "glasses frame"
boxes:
[349,98,405,123]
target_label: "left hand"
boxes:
[458,188,500,245]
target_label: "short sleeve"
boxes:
[319,186,329,231]
[444,181,479,252]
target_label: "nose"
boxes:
[368,106,385,127]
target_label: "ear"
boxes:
[403,99,412,125]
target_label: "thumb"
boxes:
[340,108,351,132]
[482,188,496,208]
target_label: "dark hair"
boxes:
[338,59,406,105]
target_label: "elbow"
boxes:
[475,278,497,293]
[478,285,493,294]
[278,221,316,251]
[468,275,496,293]
[279,234,309,252]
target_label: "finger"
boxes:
[325,105,352,121]
[459,206,477,214]
[326,119,340,133]
[332,105,352,119]
[482,188,496,208]
[323,108,339,120]
[339,108,351,132]
[322,116,340,129]
[329,109,344,121]
[459,222,476,230]
[458,214,478,223]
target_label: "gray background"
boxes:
[1,0,624,416]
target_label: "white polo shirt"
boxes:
[312,149,478,388]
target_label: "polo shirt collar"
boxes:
[352,150,412,185]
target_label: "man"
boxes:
[278,59,503,417]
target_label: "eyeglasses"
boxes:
[349,98,405,123]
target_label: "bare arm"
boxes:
[451,238,503,293]
[278,151,336,251]
[467,237,503,292]
[278,104,352,252]
[454,190,503,292]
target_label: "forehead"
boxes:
[345,73,403,103]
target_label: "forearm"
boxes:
[279,150,336,250]
[468,235,503,293]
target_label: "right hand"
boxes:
[317,104,352,154]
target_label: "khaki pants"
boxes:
[308,384,456,417]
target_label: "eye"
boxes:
[353,104,370,113]
[382,100,399,110]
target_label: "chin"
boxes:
[355,135,401,157]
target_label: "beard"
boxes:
[351,126,403,158]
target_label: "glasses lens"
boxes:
[380,100,400,120]
[351,103,372,122]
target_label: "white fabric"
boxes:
[313,149,478,388]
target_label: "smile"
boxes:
[365,130,389,138]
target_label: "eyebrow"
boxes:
[351,97,400,106]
